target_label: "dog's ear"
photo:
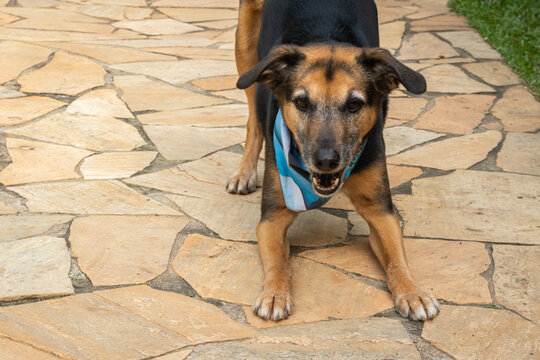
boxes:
[237,45,305,90]
[357,48,426,94]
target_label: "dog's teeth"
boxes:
[331,177,339,186]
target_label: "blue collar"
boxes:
[273,109,367,212]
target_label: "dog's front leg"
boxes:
[343,161,439,321]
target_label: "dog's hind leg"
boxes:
[342,161,440,321]
[227,0,265,194]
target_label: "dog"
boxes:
[226,0,439,322]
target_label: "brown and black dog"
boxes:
[227,0,439,322]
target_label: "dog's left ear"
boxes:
[357,48,426,94]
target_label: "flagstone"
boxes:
[300,237,491,304]
[138,104,247,127]
[124,7,153,20]
[145,46,234,60]
[0,26,142,42]
[379,21,405,50]
[86,36,215,48]
[463,61,521,86]
[0,337,59,360]
[113,19,202,35]
[0,236,74,301]
[438,31,502,59]
[213,28,236,43]
[0,86,23,99]
[323,191,355,211]
[388,130,501,169]
[398,33,459,60]
[66,89,133,118]
[387,97,428,120]
[387,165,423,188]
[114,75,229,112]
[419,57,476,64]
[19,52,106,96]
[384,126,443,155]
[0,293,189,360]
[394,170,540,244]
[0,41,51,84]
[414,94,495,134]
[7,18,114,33]
[5,113,145,151]
[349,212,370,236]
[378,5,418,24]
[195,19,237,30]
[153,0,238,7]
[70,215,187,285]
[213,89,247,102]
[410,14,468,31]
[492,245,540,323]
[0,138,92,186]
[497,133,540,176]
[0,199,16,215]
[143,125,245,160]
[155,350,192,360]
[0,215,73,243]
[75,4,126,21]
[192,75,237,91]
[0,7,107,24]
[9,180,179,215]
[422,305,539,360]
[406,10,444,20]
[0,96,65,126]
[80,151,157,179]
[158,7,237,22]
[421,64,494,93]
[492,86,540,132]
[0,12,19,25]
[96,286,256,343]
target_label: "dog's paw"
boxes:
[253,289,293,321]
[395,291,439,321]
[226,169,257,195]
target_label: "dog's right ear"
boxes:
[237,45,305,90]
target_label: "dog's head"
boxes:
[237,44,426,196]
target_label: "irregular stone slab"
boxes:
[113,19,202,35]
[0,293,189,360]
[378,5,418,23]
[80,151,157,179]
[0,41,51,84]
[410,14,468,31]
[213,28,236,42]
[323,191,355,211]
[0,85,23,99]
[492,86,540,132]
[86,36,215,48]
[70,216,188,285]
[0,215,73,243]
[0,199,16,215]
[154,0,238,7]
[0,337,59,360]
[145,46,234,60]
[463,61,521,86]
[144,125,245,160]
[191,318,421,360]
[0,236,73,301]
[138,104,247,127]
[497,133,540,175]
[386,97,428,120]
[192,75,237,91]
[438,31,502,59]
[9,180,179,215]
[5,113,145,151]
[287,210,348,247]
[398,33,459,60]
[19,52,106,96]
[388,130,501,170]
[492,245,540,323]
[421,64,494,93]
[154,350,192,360]
[111,59,236,85]
[414,94,495,134]
[124,7,153,20]
[212,89,246,102]
[158,7,237,22]
[300,237,491,304]
[96,286,256,343]
[0,138,92,185]
[394,170,540,244]
[349,212,370,236]
[114,75,229,112]
[0,96,65,126]
[66,89,133,118]
[173,235,393,326]
[384,126,443,155]
[387,165,423,188]
[422,305,539,360]
[195,19,237,29]
[0,12,19,25]
[0,7,111,23]
[7,18,114,33]
[379,21,405,50]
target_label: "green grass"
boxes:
[448,0,540,95]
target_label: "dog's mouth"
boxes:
[311,169,344,196]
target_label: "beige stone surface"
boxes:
[192,75,237,91]
[300,237,491,304]
[70,216,188,285]
[212,89,246,102]
[146,46,234,60]
[386,97,428,120]
[124,7,153,20]
[144,125,245,160]
[80,151,156,179]
[493,245,540,323]
[158,7,237,22]
[7,18,114,33]
[287,210,348,247]
[379,21,405,50]
[463,61,521,86]
[349,212,370,236]
[496,132,540,175]
[0,200,17,215]
[0,293,190,360]
[323,191,355,211]
[398,33,459,60]
[421,64,494,93]
[387,165,423,188]
[0,138,92,185]
[422,305,539,360]
[154,0,238,7]
[113,19,202,35]
[154,350,192,360]
[0,85,23,99]
[0,41,51,84]
[97,286,256,343]
[138,104,247,127]
[389,130,501,169]
[195,19,237,30]
[0,236,74,301]
[0,215,73,243]
[0,96,65,126]
[378,5,418,24]
[19,52,106,96]
[438,31,502,59]
[384,126,443,155]
[394,170,540,244]
[0,337,59,360]
[492,86,540,132]
[86,36,215,48]
[410,14,468,31]
[5,113,145,152]
[9,180,179,215]
[66,89,133,118]
[414,94,495,134]
[0,12,19,25]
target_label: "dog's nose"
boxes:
[313,148,340,171]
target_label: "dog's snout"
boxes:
[313,148,340,171]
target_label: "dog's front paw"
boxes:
[226,169,257,195]
[253,289,293,321]
[395,291,439,321]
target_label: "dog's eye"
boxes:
[346,99,364,113]
[294,97,309,111]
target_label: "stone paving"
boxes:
[0,0,538,359]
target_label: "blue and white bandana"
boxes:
[273,109,367,212]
